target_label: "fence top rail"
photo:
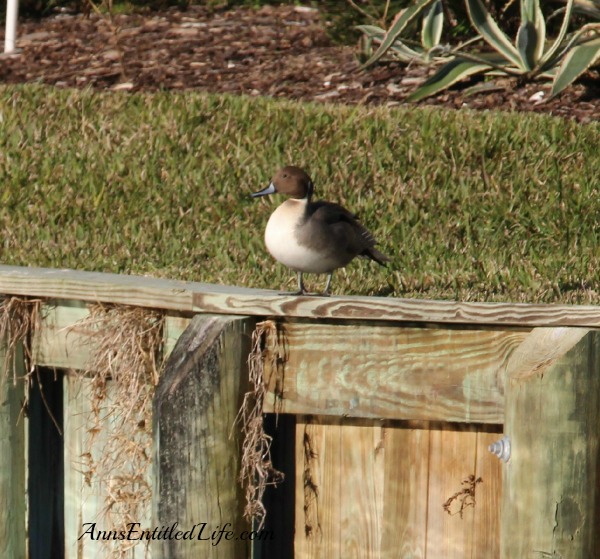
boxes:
[0,265,599,327]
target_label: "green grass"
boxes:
[1,84,599,302]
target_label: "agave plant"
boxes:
[358,0,450,66]
[408,0,600,101]
[555,0,600,20]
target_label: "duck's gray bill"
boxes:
[251,182,276,198]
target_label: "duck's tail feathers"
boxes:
[363,247,391,267]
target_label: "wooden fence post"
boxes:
[502,329,600,558]
[153,314,253,559]
[0,341,26,558]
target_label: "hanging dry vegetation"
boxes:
[73,303,164,558]
[236,319,286,530]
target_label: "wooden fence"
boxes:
[0,264,599,558]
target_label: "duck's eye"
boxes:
[282,173,288,178]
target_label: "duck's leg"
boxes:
[321,273,333,296]
[279,272,308,296]
[297,271,306,294]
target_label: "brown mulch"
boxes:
[1,4,599,123]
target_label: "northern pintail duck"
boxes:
[252,166,389,295]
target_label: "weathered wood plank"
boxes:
[294,417,386,559]
[63,374,104,559]
[264,323,528,423]
[32,303,191,372]
[0,341,26,559]
[153,314,253,559]
[472,430,501,559]
[194,292,600,327]
[504,326,588,380]
[163,315,191,359]
[501,331,600,559]
[63,374,150,559]
[381,422,429,559]
[1,264,600,326]
[425,426,479,559]
[32,302,90,370]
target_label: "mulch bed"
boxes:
[1,4,599,123]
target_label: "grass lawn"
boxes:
[0,84,598,302]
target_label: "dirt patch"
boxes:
[1,4,599,122]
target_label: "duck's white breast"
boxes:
[264,200,336,274]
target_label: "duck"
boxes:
[251,166,389,295]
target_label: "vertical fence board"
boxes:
[381,423,430,559]
[427,426,501,559]
[64,374,97,559]
[0,342,26,559]
[295,419,502,559]
[472,431,501,559]
[153,314,253,559]
[502,331,600,558]
[64,374,151,559]
[295,417,386,559]
[295,417,342,559]
[425,427,478,559]
[340,421,385,557]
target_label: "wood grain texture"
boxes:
[295,419,502,559]
[32,304,191,372]
[264,323,528,423]
[163,316,191,359]
[381,423,429,559]
[295,417,386,559]
[63,374,103,559]
[472,431,501,559]
[426,426,479,559]
[153,314,253,559]
[32,302,90,370]
[504,326,589,380]
[502,331,600,559]
[63,374,150,559]
[0,341,26,559]
[1,264,600,326]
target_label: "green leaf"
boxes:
[466,0,523,69]
[531,0,546,62]
[407,58,492,102]
[540,0,575,68]
[516,21,540,69]
[389,41,423,62]
[356,25,386,40]
[551,36,600,96]
[422,0,444,50]
[358,25,423,62]
[571,0,600,20]
[360,0,438,69]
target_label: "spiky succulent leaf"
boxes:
[407,58,492,102]
[389,42,424,61]
[571,0,600,19]
[360,0,438,69]
[466,0,523,68]
[356,25,386,41]
[516,21,540,69]
[422,0,444,50]
[540,0,575,67]
[551,36,600,96]
[357,24,423,63]
[531,0,546,62]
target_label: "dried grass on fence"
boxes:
[0,296,44,427]
[0,296,42,383]
[236,319,285,530]
[74,303,164,559]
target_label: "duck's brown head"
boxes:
[252,166,314,200]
